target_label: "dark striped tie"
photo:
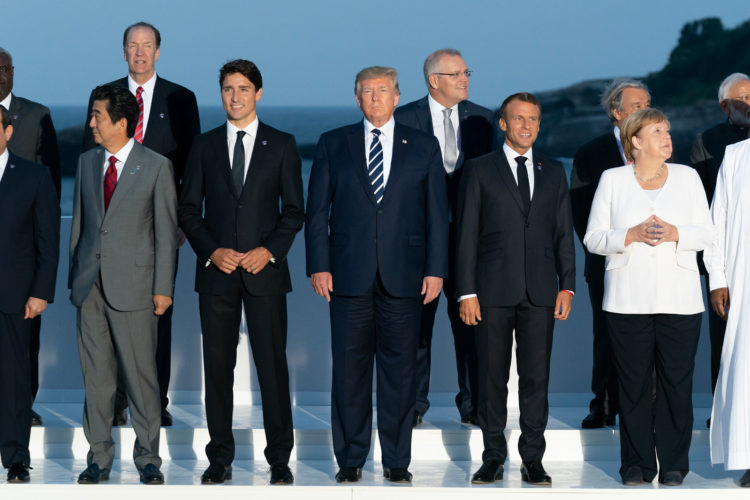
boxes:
[368,129,384,203]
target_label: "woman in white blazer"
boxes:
[583,109,712,487]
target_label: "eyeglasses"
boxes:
[729,94,750,103]
[432,70,473,78]
[0,66,11,75]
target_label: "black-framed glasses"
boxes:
[432,70,473,78]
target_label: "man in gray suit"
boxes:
[69,84,177,485]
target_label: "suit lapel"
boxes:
[383,124,409,205]
[8,94,21,121]
[144,77,165,144]
[415,97,434,135]
[211,125,237,201]
[240,122,267,201]
[0,154,20,195]
[347,122,378,207]
[83,149,106,223]
[494,151,526,214]
[103,143,142,221]
[527,153,548,217]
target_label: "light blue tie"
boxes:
[368,129,384,203]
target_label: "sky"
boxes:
[4,0,748,109]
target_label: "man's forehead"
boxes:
[127,27,157,44]
[0,53,10,65]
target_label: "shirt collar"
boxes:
[105,138,135,164]
[503,142,532,166]
[427,94,459,117]
[364,116,395,138]
[226,117,259,139]
[128,73,157,96]
[0,92,11,111]
[0,147,8,169]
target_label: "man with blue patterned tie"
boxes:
[305,66,449,484]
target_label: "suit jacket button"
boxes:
[95,253,100,259]
[238,204,244,209]
[101,229,108,234]
[377,209,383,214]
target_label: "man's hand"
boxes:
[421,276,443,305]
[153,295,173,316]
[24,297,48,319]
[210,248,243,274]
[239,247,273,274]
[554,291,573,320]
[459,297,482,326]
[311,272,333,302]
[711,287,730,320]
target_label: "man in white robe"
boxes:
[704,137,750,486]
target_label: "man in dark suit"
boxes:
[691,72,750,401]
[82,22,200,427]
[179,59,304,486]
[457,92,575,486]
[394,48,494,426]
[569,79,650,429]
[70,85,177,485]
[0,47,61,427]
[0,105,59,483]
[306,66,448,484]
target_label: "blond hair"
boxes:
[620,108,670,162]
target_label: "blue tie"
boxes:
[368,129,384,203]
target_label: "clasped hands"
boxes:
[625,215,678,246]
[210,247,273,275]
[310,272,443,304]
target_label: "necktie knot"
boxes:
[109,156,118,167]
[372,129,381,138]
[515,156,527,167]
[136,86,144,97]
[442,108,452,118]
[237,130,246,141]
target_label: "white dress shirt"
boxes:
[227,117,259,182]
[0,148,8,183]
[428,94,460,171]
[128,73,157,138]
[364,117,395,187]
[103,138,135,181]
[0,93,11,112]
[583,164,712,314]
[503,143,535,196]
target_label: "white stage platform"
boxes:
[1,398,745,499]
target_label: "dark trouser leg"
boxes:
[653,313,701,477]
[588,272,617,416]
[704,276,727,394]
[374,278,421,469]
[156,305,172,409]
[515,297,554,464]
[28,316,40,403]
[200,281,242,467]
[243,293,294,466]
[607,312,657,482]
[415,294,438,416]
[0,313,32,468]
[475,305,515,463]
[446,287,479,419]
[330,289,375,468]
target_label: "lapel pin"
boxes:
[130,168,136,174]
[160,113,165,119]
[12,115,18,120]
[9,163,15,168]
[536,162,542,170]
[402,139,408,144]
[262,140,268,146]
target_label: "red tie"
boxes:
[104,156,118,211]
[134,86,144,143]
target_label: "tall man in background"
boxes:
[395,48,494,426]
[306,66,448,484]
[70,85,177,484]
[82,22,201,426]
[0,47,61,427]
[0,105,59,483]
[569,79,650,429]
[691,72,750,406]
[179,59,303,485]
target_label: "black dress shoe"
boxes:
[471,460,503,484]
[270,463,293,485]
[412,412,423,427]
[622,465,644,486]
[521,462,551,486]
[31,410,43,427]
[383,467,412,483]
[335,466,361,483]
[113,408,127,427]
[201,463,232,484]
[581,411,606,429]
[7,463,30,483]
[161,408,173,427]
[139,463,164,485]
[659,470,683,486]
[78,463,110,484]
[461,414,478,425]
[739,469,750,487]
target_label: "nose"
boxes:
[89,115,96,128]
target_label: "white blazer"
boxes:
[583,164,713,314]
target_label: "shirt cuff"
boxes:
[562,290,575,296]
[458,294,477,302]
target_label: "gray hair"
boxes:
[600,78,650,123]
[354,66,400,95]
[0,47,12,65]
[423,48,462,86]
[718,73,750,101]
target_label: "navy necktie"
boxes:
[368,129,384,203]
[232,130,246,195]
